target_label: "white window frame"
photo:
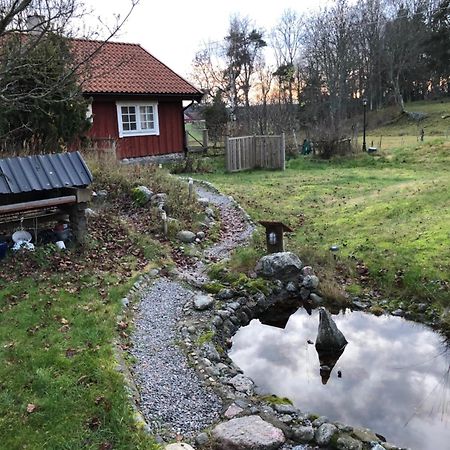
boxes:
[116,101,160,138]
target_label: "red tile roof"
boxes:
[70,39,202,99]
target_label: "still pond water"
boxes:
[230,306,450,450]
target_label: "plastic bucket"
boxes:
[0,242,7,260]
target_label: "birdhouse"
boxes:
[259,221,293,253]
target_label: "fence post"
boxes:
[281,132,286,171]
[202,129,209,150]
[225,136,230,172]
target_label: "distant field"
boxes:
[366,99,450,144]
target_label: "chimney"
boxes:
[26,15,45,34]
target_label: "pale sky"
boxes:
[81,0,330,79]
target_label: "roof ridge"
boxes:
[69,37,141,47]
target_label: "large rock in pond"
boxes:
[315,307,348,352]
[212,416,285,450]
[255,252,302,281]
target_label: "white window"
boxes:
[116,102,159,137]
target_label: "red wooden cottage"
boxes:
[71,39,203,160]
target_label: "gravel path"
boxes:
[130,183,254,439]
[176,184,255,285]
[130,278,221,438]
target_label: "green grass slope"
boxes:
[195,135,450,330]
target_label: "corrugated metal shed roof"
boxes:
[0,151,93,195]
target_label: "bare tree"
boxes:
[383,0,428,110]
[271,9,303,104]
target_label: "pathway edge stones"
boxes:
[118,180,406,450]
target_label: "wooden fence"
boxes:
[226,133,285,172]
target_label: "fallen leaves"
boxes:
[86,416,101,430]
[26,403,37,414]
[116,320,128,331]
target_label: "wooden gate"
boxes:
[225,134,285,172]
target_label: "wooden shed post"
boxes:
[69,203,88,244]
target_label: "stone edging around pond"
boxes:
[173,273,408,450]
[116,180,410,450]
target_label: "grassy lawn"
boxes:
[185,122,206,148]
[0,224,161,449]
[0,162,204,449]
[194,137,450,328]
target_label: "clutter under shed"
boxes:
[0,151,93,247]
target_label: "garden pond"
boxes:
[230,305,450,450]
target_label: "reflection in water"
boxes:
[317,346,345,385]
[230,307,450,450]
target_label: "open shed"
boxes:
[0,151,93,243]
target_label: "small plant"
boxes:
[260,395,293,406]
[203,282,225,294]
[131,186,150,206]
[370,305,385,316]
[197,330,215,347]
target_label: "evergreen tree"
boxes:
[0,32,90,152]
[203,91,228,146]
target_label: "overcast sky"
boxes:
[82,0,330,78]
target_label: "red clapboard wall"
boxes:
[87,97,184,159]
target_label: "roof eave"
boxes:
[84,91,203,101]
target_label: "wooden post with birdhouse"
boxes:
[259,221,293,253]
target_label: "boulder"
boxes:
[224,403,244,419]
[255,252,303,281]
[315,308,348,352]
[310,293,324,306]
[151,193,167,206]
[315,423,338,446]
[198,197,210,207]
[194,294,214,311]
[177,230,196,243]
[212,415,285,450]
[291,425,314,443]
[195,433,209,446]
[201,342,221,362]
[273,403,298,415]
[352,427,380,443]
[165,444,195,450]
[302,266,315,276]
[302,275,319,289]
[132,186,153,205]
[228,374,254,395]
[205,207,215,218]
[336,434,363,450]
[217,288,235,300]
